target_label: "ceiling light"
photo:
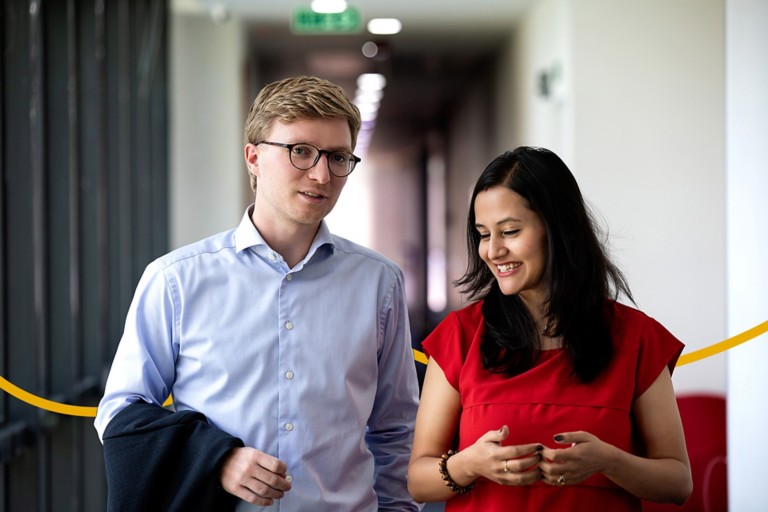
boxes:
[357,73,386,91]
[310,0,347,14]
[356,89,383,103]
[367,18,402,35]
[361,41,378,59]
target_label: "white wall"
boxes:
[503,0,570,159]
[502,0,726,394]
[725,0,768,508]
[170,13,246,248]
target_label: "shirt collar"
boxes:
[234,205,336,257]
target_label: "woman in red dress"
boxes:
[407,147,692,511]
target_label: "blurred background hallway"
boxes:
[1,0,766,509]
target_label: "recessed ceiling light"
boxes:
[356,89,383,103]
[311,0,347,14]
[361,41,379,58]
[367,18,402,35]
[357,73,387,91]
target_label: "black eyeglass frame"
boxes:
[257,141,361,177]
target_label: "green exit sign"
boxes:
[291,6,362,34]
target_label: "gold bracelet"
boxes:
[438,450,476,494]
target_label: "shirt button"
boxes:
[285,422,294,431]
[269,253,277,262]
[286,474,293,483]
[286,274,293,281]
[285,371,294,379]
[285,321,293,330]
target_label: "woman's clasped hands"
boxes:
[462,425,612,488]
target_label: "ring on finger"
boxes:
[503,459,509,473]
[556,474,566,486]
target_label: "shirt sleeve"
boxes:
[365,269,421,512]
[94,259,179,441]
[634,315,685,399]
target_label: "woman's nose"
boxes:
[487,236,507,259]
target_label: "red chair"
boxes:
[642,394,727,512]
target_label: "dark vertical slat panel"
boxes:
[44,0,77,509]
[29,0,51,509]
[82,0,107,508]
[77,0,100,388]
[1,0,169,509]
[45,0,73,428]
[1,0,8,505]
[116,0,132,355]
[132,0,150,277]
[67,0,82,399]
[0,0,8,431]
[6,0,37,508]
[105,0,122,358]
[94,0,108,398]
[148,1,168,257]
[0,0,5,503]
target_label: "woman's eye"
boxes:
[503,230,520,237]
[478,233,490,240]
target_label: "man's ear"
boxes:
[244,143,259,177]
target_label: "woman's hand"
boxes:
[456,425,543,487]
[538,431,617,487]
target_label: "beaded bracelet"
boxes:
[438,450,476,494]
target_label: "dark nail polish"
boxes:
[554,435,564,442]
[536,445,544,451]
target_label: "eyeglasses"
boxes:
[257,141,361,177]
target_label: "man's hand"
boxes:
[220,447,292,506]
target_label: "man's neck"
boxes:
[250,211,320,269]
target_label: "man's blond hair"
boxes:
[244,76,362,194]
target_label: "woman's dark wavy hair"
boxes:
[455,147,633,382]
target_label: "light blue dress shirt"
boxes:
[95,207,421,511]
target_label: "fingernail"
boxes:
[554,435,564,442]
[536,444,544,451]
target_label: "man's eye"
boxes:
[331,153,350,163]
[292,146,311,156]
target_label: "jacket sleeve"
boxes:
[102,401,244,512]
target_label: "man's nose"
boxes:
[306,154,332,183]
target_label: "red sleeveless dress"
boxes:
[422,300,684,512]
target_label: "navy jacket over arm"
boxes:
[102,401,244,512]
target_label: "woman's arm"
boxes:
[539,367,692,503]
[407,359,542,503]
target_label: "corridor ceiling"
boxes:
[176,0,533,153]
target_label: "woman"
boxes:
[408,147,692,510]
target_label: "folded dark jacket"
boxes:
[102,401,244,512]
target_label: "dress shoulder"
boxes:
[609,302,685,398]
[422,301,484,390]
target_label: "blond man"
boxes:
[96,76,420,512]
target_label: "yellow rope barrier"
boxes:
[0,376,98,417]
[2,320,766,417]
[676,320,768,366]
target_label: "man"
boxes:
[95,76,420,511]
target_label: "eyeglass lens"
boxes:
[289,144,356,176]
